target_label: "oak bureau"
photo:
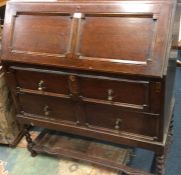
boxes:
[1,0,180,174]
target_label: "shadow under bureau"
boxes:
[1,0,180,174]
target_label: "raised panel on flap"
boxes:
[11,12,72,57]
[77,14,157,64]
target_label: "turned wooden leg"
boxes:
[168,116,174,137]
[155,154,165,175]
[151,117,174,175]
[24,127,37,157]
[165,116,174,156]
[151,154,165,175]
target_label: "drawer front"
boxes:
[11,67,70,95]
[7,66,161,113]
[84,102,159,138]
[18,93,76,124]
[79,76,149,110]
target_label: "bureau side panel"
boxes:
[163,1,180,135]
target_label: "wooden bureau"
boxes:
[1,0,180,174]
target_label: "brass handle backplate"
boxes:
[38,80,46,91]
[43,105,50,116]
[76,121,80,125]
[114,118,122,130]
[108,89,114,101]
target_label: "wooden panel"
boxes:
[10,66,70,95]
[84,102,159,138]
[77,13,157,64]
[1,2,171,77]
[68,6,170,77]
[10,12,72,57]
[18,93,76,124]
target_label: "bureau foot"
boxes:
[24,127,37,157]
[151,117,174,175]
[166,119,174,154]
[155,155,165,175]
[151,154,165,175]
[165,116,174,157]
[169,115,174,137]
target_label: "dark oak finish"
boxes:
[19,93,77,124]
[1,0,180,174]
[79,76,150,109]
[14,67,70,95]
[1,0,176,77]
[84,102,159,138]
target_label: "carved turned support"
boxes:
[169,115,174,137]
[166,116,174,155]
[24,126,37,157]
[152,117,174,175]
[151,153,165,175]
[155,155,165,175]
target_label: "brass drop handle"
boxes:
[115,118,122,130]
[108,89,114,101]
[38,80,45,91]
[43,105,50,116]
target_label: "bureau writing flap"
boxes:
[2,1,174,77]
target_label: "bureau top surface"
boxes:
[1,0,178,78]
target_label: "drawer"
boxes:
[11,67,70,95]
[18,93,76,124]
[79,76,149,110]
[8,66,161,113]
[84,103,159,138]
